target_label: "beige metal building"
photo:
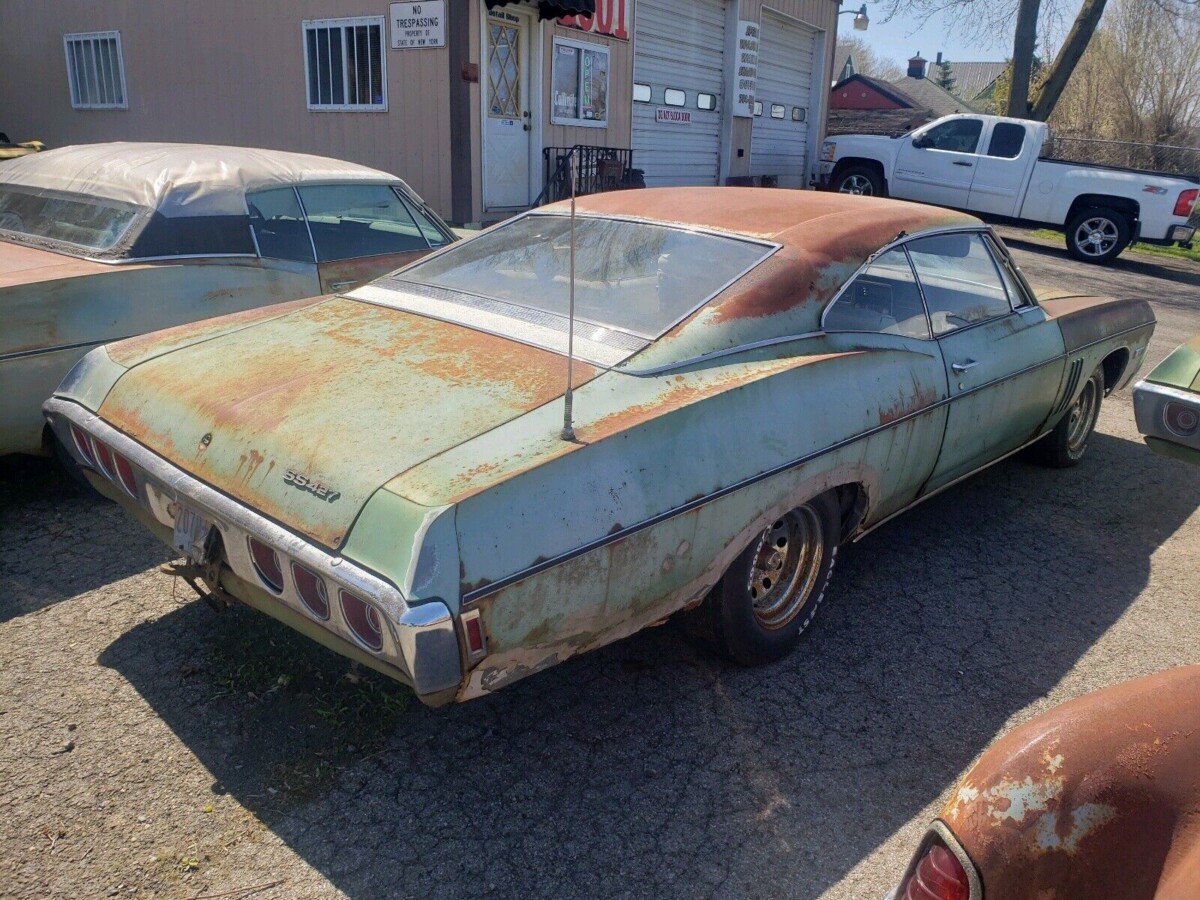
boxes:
[0,0,840,224]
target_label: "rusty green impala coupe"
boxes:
[1,142,454,458]
[45,189,1155,706]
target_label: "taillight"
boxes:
[901,841,970,900]
[247,537,284,593]
[340,589,383,651]
[291,562,330,620]
[92,438,116,479]
[70,425,95,465]
[1176,188,1199,218]
[1165,401,1200,437]
[112,451,139,497]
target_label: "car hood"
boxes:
[97,296,595,549]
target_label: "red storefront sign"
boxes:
[558,0,630,41]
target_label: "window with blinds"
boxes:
[63,31,128,110]
[303,17,387,112]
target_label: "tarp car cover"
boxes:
[0,143,404,219]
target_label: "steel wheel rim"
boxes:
[839,174,873,195]
[1067,377,1100,453]
[747,506,824,630]
[1074,217,1118,257]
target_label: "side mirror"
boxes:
[911,134,932,150]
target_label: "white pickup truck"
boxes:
[817,113,1198,264]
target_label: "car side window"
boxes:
[907,233,1013,335]
[398,193,451,248]
[296,184,430,262]
[986,123,1026,159]
[824,248,931,339]
[984,234,1034,309]
[919,119,983,154]
[247,187,315,263]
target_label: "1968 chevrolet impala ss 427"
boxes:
[45,189,1155,706]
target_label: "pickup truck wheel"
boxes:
[683,493,839,666]
[1031,367,1104,468]
[835,165,884,197]
[1065,207,1130,264]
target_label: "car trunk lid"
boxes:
[98,296,593,549]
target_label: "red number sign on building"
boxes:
[558,0,630,41]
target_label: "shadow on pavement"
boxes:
[98,429,1199,899]
[1001,232,1200,290]
[0,455,171,623]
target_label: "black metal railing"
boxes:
[535,145,641,206]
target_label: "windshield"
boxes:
[0,185,143,252]
[397,213,773,339]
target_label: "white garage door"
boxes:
[631,0,726,187]
[750,11,816,188]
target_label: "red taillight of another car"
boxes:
[1165,402,1200,438]
[92,438,116,479]
[901,841,970,900]
[1175,188,1198,218]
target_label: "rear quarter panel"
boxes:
[389,341,951,700]
[1022,162,1193,237]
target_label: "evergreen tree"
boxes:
[936,60,955,92]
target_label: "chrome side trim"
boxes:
[622,332,825,377]
[0,336,130,363]
[43,398,462,700]
[463,320,1154,604]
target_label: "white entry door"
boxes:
[484,7,533,210]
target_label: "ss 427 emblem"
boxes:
[283,469,341,503]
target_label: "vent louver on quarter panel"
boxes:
[1054,358,1084,415]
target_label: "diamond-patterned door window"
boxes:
[488,22,521,118]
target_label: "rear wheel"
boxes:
[1032,367,1104,468]
[1065,207,1130,264]
[834,165,884,197]
[683,492,840,666]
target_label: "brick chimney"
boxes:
[907,52,927,79]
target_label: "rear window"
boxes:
[0,185,142,252]
[397,213,772,339]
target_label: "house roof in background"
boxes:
[890,75,981,116]
[939,61,1008,101]
[832,73,924,109]
[827,108,936,136]
[833,50,854,83]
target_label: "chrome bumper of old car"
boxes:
[43,397,463,705]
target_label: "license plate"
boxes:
[172,502,211,560]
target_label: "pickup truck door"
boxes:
[908,232,1066,494]
[891,118,982,208]
[966,122,1037,217]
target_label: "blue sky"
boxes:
[852,0,1086,68]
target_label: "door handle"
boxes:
[329,280,354,291]
[951,359,979,373]
[952,161,974,167]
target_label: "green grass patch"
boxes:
[1030,228,1199,262]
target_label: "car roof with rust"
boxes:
[0,142,407,218]
[542,187,980,246]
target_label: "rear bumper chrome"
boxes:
[44,397,463,705]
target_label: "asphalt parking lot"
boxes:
[2,230,1198,900]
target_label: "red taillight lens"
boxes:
[340,589,383,651]
[1176,188,1199,218]
[1165,401,1200,437]
[92,438,116,479]
[902,842,970,900]
[112,451,138,497]
[291,563,330,620]
[247,537,284,593]
[70,425,95,465]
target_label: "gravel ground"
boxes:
[2,229,1198,900]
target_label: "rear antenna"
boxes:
[561,149,578,442]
